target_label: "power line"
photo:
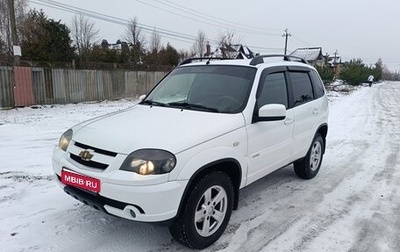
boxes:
[134,0,281,37]
[163,0,278,32]
[30,0,199,44]
[150,0,281,36]
[134,0,244,35]
[28,0,287,52]
[290,36,309,48]
[291,35,314,47]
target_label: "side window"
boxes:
[290,72,314,106]
[258,72,288,108]
[309,70,325,98]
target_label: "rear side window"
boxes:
[309,70,325,98]
[290,72,314,106]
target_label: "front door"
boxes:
[246,70,294,185]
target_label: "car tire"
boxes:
[294,134,324,179]
[169,171,234,249]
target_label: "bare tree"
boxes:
[217,30,242,46]
[217,30,242,58]
[179,49,190,63]
[149,28,161,54]
[123,16,146,64]
[71,13,99,58]
[124,16,146,49]
[191,30,207,57]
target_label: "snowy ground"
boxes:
[1,82,400,252]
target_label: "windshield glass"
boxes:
[142,65,256,113]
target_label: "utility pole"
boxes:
[333,50,338,64]
[282,28,291,55]
[333,50,339,79]
[8,0,20,66]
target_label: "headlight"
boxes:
[58,129,73,151]
[120,149,176,175]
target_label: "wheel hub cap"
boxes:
[310,141,322,171]
[194,185,228,237]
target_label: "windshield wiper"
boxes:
[140,100,167,107]
[168,102,219,112]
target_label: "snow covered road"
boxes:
[1,82,400,252]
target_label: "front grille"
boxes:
[69,141,117,170]
[70,153,109,170]
[75,142,117,157]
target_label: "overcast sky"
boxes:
[29,0,400,71]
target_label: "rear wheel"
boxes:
[169,172,234,249]
[294,134,324,179]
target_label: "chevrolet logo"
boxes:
[78,149,94,161]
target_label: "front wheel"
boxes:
[169,172,234,249]
[294,134,324,179]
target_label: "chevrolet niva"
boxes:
[53,55,328,249]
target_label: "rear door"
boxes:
[287,67,324,159]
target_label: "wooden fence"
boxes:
[0,66,167,108]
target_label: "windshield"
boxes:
[142,65,256,113]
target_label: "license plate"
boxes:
[61,169,101,193]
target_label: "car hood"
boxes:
[71,104,245,154]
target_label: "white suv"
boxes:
[52,55,328,249]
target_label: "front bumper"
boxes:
[55,176,186,222]
[53,148,187,222]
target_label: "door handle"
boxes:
[284,118,294,125]
[313,108,320,114]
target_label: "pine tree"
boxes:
[19,9,74,63]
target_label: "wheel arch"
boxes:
[316,123,328,153]
[176,158,242,219]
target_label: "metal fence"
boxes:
[0,67,15,108]
[0,66,167,108]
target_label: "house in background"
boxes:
[101,39,129,52]
[289,47,324,66]
[219,44,255,59]
[328,53,342,78]
[203,43,255,59]
[290,47,344,79]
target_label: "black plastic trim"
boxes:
[59,176,145,214]
[176,158,242,218]
[74,142,118,157]
[287,66,311,72]
[253,116,286,123]
[70,154,108,170]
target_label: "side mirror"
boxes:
[255,104,286,122]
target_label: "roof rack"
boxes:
[249,54,308,66]
[179,57,231,66]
